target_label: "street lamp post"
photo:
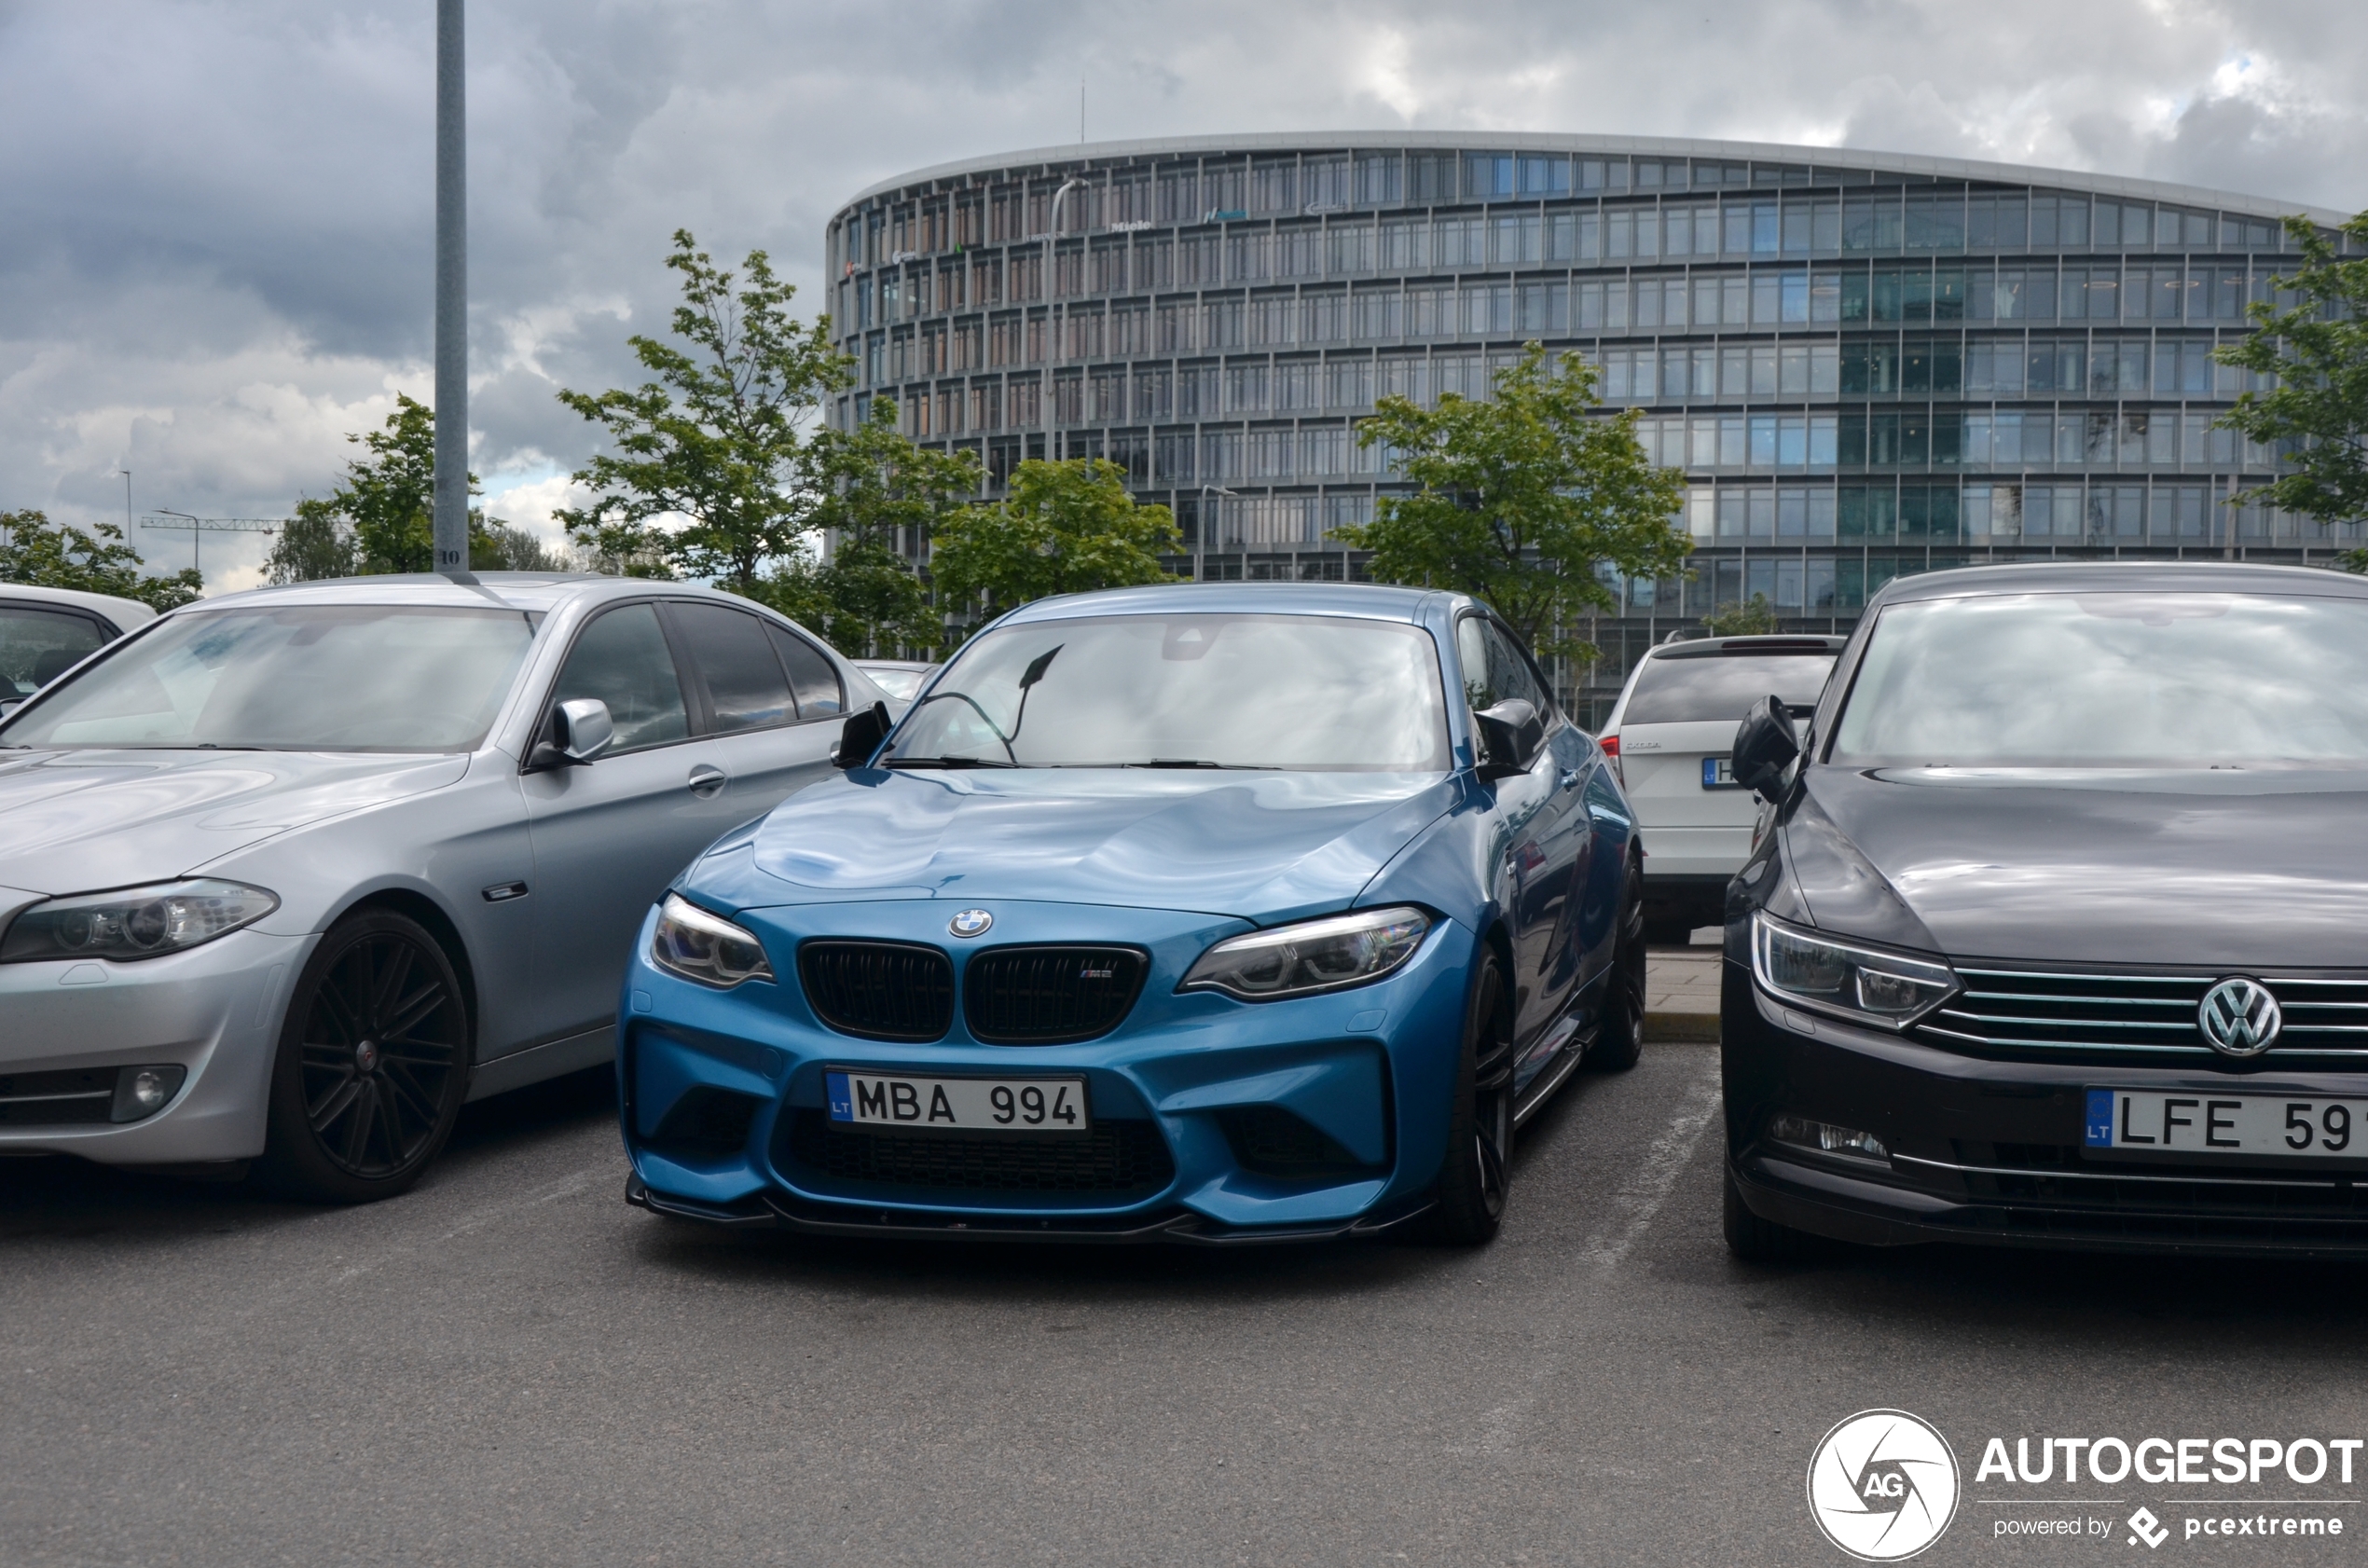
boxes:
[1199,484,1238,578]
[432,0,474,582]
[1041,175,1089,462]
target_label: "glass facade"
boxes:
[825,134,2357,723]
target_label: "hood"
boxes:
[1787,765,2368,969]
[702,767,1458,924]
[0,749,471,895]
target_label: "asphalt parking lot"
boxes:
[7,1007,2367,1566]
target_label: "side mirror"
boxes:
[528,697,614,770]
[1473,697,1543,781]
[1732,694,1801,804]
[832,700,892,769]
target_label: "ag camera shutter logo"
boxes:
[1807,1409,1962,1561]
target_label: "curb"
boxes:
[1645,1011,1720,1043]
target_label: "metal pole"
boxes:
[433,0,475,582]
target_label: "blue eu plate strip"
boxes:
[2084,1089,2114,1148]
[826,1070,853,1123]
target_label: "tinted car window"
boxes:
[552,604,689,752]
[766,625,842,717]
[1456,618,1552,717]
[671,601,793,733]
[1622,653,1836,725]
[1831,592,2368,766]
[0,605,108,695]
[2,606,533,751]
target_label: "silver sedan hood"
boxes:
[0,749,471,895]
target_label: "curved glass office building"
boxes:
[825,133,2352,721]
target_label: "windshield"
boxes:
[0,604,537,752]
[860,666,929,701]
[1621,653,1836,725]
[888,612,1451,771]
[1828,592,2368,768]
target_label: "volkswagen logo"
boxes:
[2197,977,2281,1056]
[947,909,994,939]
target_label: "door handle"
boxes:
[1558,769,1583,790]
[687,764,727,799]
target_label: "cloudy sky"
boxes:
[3,0,2363,591]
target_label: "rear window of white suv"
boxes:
[1620,652,1836,725]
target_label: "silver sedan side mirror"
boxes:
[530,697,613,769]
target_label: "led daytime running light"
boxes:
[650,894,775,989]
[0,880,278,964]
[1750,912,1957,1029]
[1180,905,1430,1001]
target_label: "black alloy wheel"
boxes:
[260,910,470,1203]
[1426,947,1515,1245]
[1589,855,1648,1073]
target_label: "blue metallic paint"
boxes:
[619,584,1639,1239]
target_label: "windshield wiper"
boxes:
[885,754,1019,768]
[1121,759,1277,769]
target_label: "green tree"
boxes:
[929,458,1181,627]
[557,230,850,591]
[2213,210,2368,567]
[266,502,362,583]
[473,519,566,572]
[1700,593,1778,637]
[270,395,562,581]
[0,509,202,610]
[749,398,982,656]
[1334,344,1689,662]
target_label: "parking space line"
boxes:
[1576,1052,1723,1272]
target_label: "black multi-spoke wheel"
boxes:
[261,911,470,1203]
[1589,854,1648,1073]
[1427,947,1515,1245]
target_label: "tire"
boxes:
[258,910,472,1204]
[1589,857,1647,1073]
[1425,946,1515,1245]
[1723,1166,1822,1263]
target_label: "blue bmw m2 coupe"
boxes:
[619,584,1644,1245]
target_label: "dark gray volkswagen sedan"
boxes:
[1722,561,2368,1259]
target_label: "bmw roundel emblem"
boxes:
[2198,977,2280,1056]
[948,909,994,938]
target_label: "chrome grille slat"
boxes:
[1950,999,2187,1013]
[1935,1011,2199,1032]
[1916,966,2368,1061]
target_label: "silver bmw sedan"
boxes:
[0,573,888,1201]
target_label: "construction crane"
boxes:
[140,512,282,579]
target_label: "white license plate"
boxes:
[2085,1089,2367,1160]
[825,1070,1090,1135]
[1701,756,1739,789]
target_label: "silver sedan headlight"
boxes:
[1751,911,1957,1029]
[1180,906,1430,1001]
[650,893,775,988]
[0,880,279,964]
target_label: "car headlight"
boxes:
[1750,911,1956,1028]
[0,880,279,964]
[1179,906,1430,1001]
[651,893,775,988]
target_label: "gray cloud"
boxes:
[2,0,2362,590]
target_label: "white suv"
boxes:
[1598,635,1843,942]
